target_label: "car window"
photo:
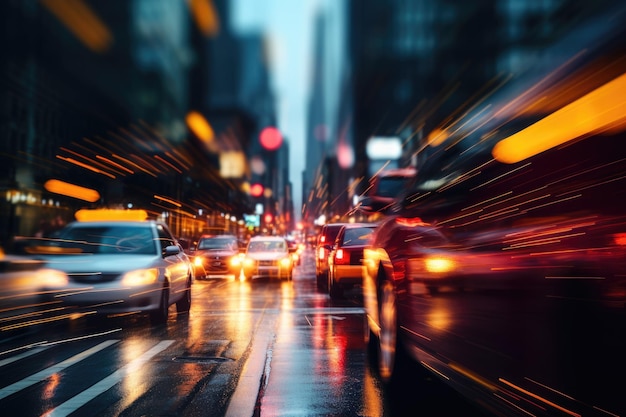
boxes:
[248,240,286,252]
[342,227,375,246]
[156,224,176,252]
[324,225,343,243]
[198,238,236,250]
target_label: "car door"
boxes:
[156,224,188,301]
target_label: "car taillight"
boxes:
[392,259,406,281]
[395,217,427,227]
[335,248,350,265]
[318,247,326,260]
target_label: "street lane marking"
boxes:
[43,340,174,417]
[0,346,49,368]
[225,311,276,417]
[0,339,119,400]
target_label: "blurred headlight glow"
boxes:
[194,257,203,267]
[425,258,455,273]
[280,257,292,268]
[121,268,159,286]
[41,269,69,287]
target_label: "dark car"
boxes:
[191,234,241,279]
[357,167,416,214]
[327,222,377,299]
[315,222,348,290]
[364,212,626,417]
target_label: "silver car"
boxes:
[28,219,192,324]
[241,236,294,281]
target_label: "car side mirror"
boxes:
[163,245,180,257]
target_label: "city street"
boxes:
[0,249,484,417]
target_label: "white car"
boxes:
[241,236,293,281]
[26,215,192,325]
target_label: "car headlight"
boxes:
[41,268,69,287]
[243,258,255,267]
[193,257,204,267]
[230,255,243,267]
[280,257,292,268]
[121,268,159,286]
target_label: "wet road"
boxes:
[0,248,486,416]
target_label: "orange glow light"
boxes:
[493,72,626,164]
[44,179,100,202]
[75,209,148,222]
[40,0,113,53]
[189,0,220,37]
[186,111,215,145]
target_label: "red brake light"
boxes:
[395,217,427,227]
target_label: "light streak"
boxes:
[470,163,532,191]
[493,72,626,164]
[499,378,581,417]
[56,156,116,179]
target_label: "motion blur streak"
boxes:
[40,0,113,53]
[493,72,626,164]
[499,378,581,417]
[43,180,100,203]
[56,155,116,179]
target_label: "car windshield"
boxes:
[198,238,236,250]
[248,240,286,252]
[342,228,375,246]
[53,226,157,255]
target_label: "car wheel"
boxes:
[378,279,397,382]
[150,286,169,325]
[176,278,191,313]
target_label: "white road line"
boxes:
[43,340,174,417]
[225,312,276,417]
[0,346,49,368]
[44,340,174,417]
[0,340,119,401]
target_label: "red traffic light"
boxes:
[250,183,264,197]
[259,126,283,151]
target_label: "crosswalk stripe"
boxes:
[0,346,50,368]
[0,340,119,401]
[43,340,175,417]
